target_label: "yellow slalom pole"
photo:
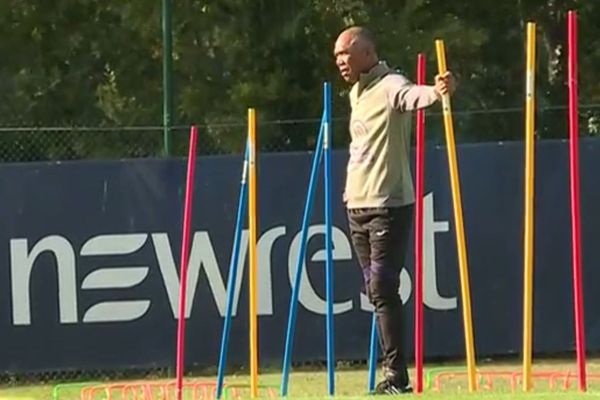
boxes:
[248,108,259,399]
[522,22,536,392]
[435,40,477,392]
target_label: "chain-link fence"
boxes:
[1,106,599,163]
[0,119,326,162]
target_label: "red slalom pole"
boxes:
[176,125,199,400]
[414,53,426,394]
[568,10,587,392]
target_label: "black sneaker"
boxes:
[374,379,413,395]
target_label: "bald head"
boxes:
[334,26,379,83]
[339,27,377,52]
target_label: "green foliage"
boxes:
[0,0,599,160]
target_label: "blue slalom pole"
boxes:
[280,114,326,397]
[323,82,335,395]
[368,312,378,392]
[216,143,249,399]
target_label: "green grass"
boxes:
[1,361,599,399]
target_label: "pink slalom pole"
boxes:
[414,53,426,393]
[568,10,587,392]
[176,125,199,400]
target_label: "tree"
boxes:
[0,0,598,161]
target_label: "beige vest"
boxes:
[344,62,439,209]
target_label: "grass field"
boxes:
[1,360,599,399]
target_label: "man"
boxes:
[333,26,455,395]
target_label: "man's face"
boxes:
[334,33,367,84]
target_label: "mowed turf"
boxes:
[1,359,599,399]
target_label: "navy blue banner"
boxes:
[1,138,600,373]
